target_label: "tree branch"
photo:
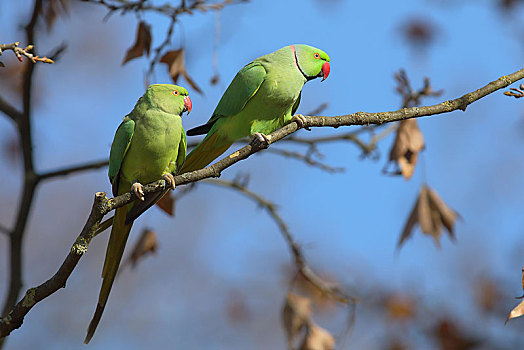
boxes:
[38,159,109,181]
[1,66,523,339]
[0,42,54,65]
[1,3,44,349]
[204,179,354,303]
[267,147,344,173]
[0,95,23,122]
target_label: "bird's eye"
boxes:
[172,90,179,96]
[314,53,320,59]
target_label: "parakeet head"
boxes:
[291,44,330,82]
[147,84,192,115]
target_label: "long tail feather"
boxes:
[85,206,133,344]
[179,132,232,174]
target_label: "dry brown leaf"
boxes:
[160,49,203,94]
[505,267,524,324]
[226,291,250,324]
[42,0,69,31]
[506,299,524,324]
[122,21,152,66]
[388,119,425,180]
[156,192,175,216]
[398,185,459,248]
[127,229,158,268]
[299,323,335,350]
[383,293,416,323]
[475,278,502,314]
[289,268,338,312]
[434,319,480,350]
[521,267,524,292]
[282,292,312,348]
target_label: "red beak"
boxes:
[321,62,330,82]
[184,96,192,114]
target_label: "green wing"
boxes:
[175,130,187,174]
[211,62,266,121]
[186,63,266,136]
[108,118,135,196]
[291,91,301,115]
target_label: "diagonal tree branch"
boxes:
[0,95,23,122]
[1,66,523,339]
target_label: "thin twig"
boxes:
[204,178,353,303]
[504,84,524,98]
[0,42,54,64]
[268,147,344,173]
[0,95,23,122]
[1,67,524,338]
[38,160,109,181]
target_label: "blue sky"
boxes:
[1,0,524,348]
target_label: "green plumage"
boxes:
[85,84,189,344]
[180,44,330,173]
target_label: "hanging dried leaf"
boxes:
[383,293,416,323]
[475,277,503,314]
[226,291,250,324]
[505,267,524,324]
[506,300,524,324]
[122,21,152,66]
[398,185,459,248]
[521,267,524,297]
[282,292,312,348]
[299,323,335,350]
[387,119,425,180]
[400,18,437,51]
[127,229,158,268]
[156,192,175,216]
[433,319,480,350]
[160,49,203,94]
[42,0,69,31]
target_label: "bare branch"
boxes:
[38,159,109,181]
[268,147,344,173]
[0,95,23,122]
[203,178,354,304]
[395,69,443,108]
[504,84,524,98]
[1,4,45,349]
[0,42,54,65]
[1,67,523,338]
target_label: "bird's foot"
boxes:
[291,114,310,131]
[250,132,271,149]
[162,173,176,190]
[131,182,145,201]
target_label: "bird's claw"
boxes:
[292,114,310,131]
[162,173,176,190]
[131,182,145,201]
[250,132,271,149]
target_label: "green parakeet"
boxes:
[179,44,330,173]
[84,84,191,344]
